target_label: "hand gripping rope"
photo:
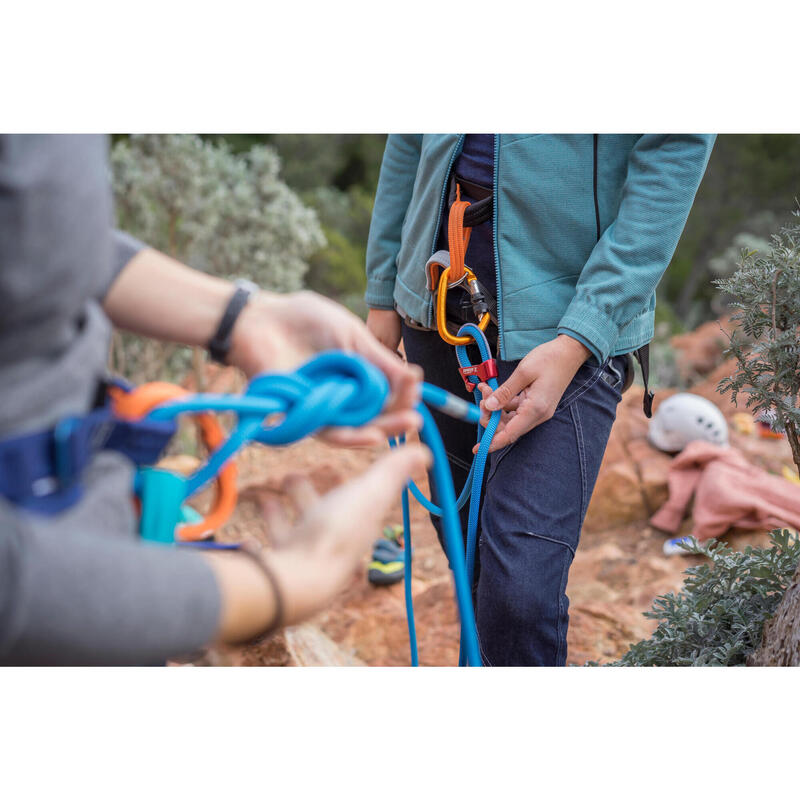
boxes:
[113,349,498,666]
[392,323,500,666]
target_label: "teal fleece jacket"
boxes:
[365,134,715,363]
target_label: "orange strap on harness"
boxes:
[109,382,238,541]
[432,186,491,346]
[447,190,472,284]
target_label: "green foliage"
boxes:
[111,134,324,291]
[608,531,800,666]
[714,211,800,474]
[667,135,800,320]
[266,134,386,193]
[110,134,326,383]
[302,186,374,310]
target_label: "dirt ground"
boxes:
[194,435,768,667]
[182,323,794,667]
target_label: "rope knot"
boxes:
[248,352,389,445]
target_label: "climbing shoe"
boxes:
[367,526,406,586]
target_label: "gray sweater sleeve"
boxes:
[0,511,221,666]
[96,229,147,299]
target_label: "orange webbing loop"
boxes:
[109,383,238,542]
[447,185,472,284]
[433,186,490,346]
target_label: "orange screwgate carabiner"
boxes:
[436,267,491,346]
[434,186,491,346]
[109,382,238,541]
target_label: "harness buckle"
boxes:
[458,358,498,392]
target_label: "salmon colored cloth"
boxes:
[650,441,800,541]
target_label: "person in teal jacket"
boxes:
[366,134,715,666]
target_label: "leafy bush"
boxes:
[607,530,800,666]
[302,186,373,312]
[112,134,324,291]
[715,210,800,475]
[110,134,325,383]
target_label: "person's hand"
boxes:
[366,308,403,354]
[228,291,422,447]
[474,334,591,453]
[254,443,430,626]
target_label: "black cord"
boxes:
[238,544,285,639]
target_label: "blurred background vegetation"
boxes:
[110,134,800,386]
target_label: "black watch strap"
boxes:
[207,280,258,364]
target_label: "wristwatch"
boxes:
[207,278,260,364]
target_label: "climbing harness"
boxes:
[393,323,500,666]
[425,187,494,346]
[0,349,494,666]
[391,182,503,666]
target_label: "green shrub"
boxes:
[606,530,800,666]
[715,211,800,475]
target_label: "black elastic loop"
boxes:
[634,344,655,418]
[238,545,285,640]
[207,286,252,364]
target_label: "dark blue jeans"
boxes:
[403,324,626,666]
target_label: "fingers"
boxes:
[325,444,431,548]
[361,314,422,415]
[295,443,430,562]
[357,323,415,391]
[259,495,293,547]
[386,362,423,416]
[316,408,423,449]
[354,443,431,501]
[370,409,423,438]
[483,360,535,411]
[476,382,519,427]
[484,413,532,452]
[485,395,555,452]
[282,473,320,511]
[317,425,386,448]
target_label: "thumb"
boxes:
[321,444,430,553]
[484,362,532,411]
[355,444,431,503]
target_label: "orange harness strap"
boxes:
[446,187,472,285]
[434,186,491,346]
[110,382,238,541]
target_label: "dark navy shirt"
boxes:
[439,134,497,314]
[454,134,495,192]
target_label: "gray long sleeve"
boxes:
[0,504,221,665]
[0,135,223,663]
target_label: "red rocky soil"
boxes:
[184,322,798,667]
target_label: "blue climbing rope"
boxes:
[138,349,488,666]
[393,323,500,667]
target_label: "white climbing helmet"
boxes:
[648,392,729,452]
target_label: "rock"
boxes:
[670,316,733,380]
[687,358,745,418]
[625,438,672,513]
[585,459,648,530]
[284,624,366,666]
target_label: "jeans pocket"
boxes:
[486,438,518,483]
[593,355,628,406]
[555,361,605,415]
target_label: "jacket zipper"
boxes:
[427,134,465,327]
[492,133,503,358]
[593,134,601,241]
